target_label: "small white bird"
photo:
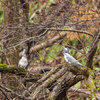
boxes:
[62,46,85,67]
[18,49,28,69]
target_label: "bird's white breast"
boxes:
[19,57,28,67]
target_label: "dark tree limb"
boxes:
[30,65,68,100]
[29,29,93,54]
[0,83,28,100]
[0,88,11,100]
[86,30,100,69]
[68,87,100,100]
[50,75,84,100]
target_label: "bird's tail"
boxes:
[80,63,86,67]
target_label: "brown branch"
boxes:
[86,30,100,69]
[30,65,68,99]
[37,64,63,83]
[43,28,93,37]
[28,66,51,73]
[0,88,11,100]
[29,32,67,53]
[68,87,100,100]
[29,29,93,54]
[26,64,63,96]
[0,83,28,100]
[50,75,84,100]
[1,29,48,53]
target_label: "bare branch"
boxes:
[0,83,28,100]
[30,65,68,99]
[50,75,84,100]
[68,87,100,100]
[43,28,93,37]
[86,30,100,69]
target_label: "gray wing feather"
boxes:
[67,56,86,67]
[66,56,79,65]
[66,56,85,67]
[67,48,70,54]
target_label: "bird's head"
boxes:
[63,46,70,54]
[22,49,26,57]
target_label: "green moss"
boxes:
[8,67,19,73]
[48,78,52,81]
[0,64,28,73]
[35,73,44,77]
[89,79,96,99]
[0,64,7,72]
[90,82,94,88]
[58,80,61,82]
[8,67,27,73]
[90,71,94,76]
[19,67,27,72]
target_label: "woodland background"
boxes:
[0,0,100,100]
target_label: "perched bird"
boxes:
[18,49,28,69]
[62,46,85,67]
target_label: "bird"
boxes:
[62,46,85,67]
[18,49,28,69]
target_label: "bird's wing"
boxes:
[18,60,21,67]
[66,55,79,65]
[66,55,85,67]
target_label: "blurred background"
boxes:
[0,0,100,99]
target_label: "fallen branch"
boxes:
[0,64,27,73]
[50,75,84,100]
[0,83,28,100]
[29,29,93,54]
[30,32,67,53]
[0,88,11,100]
[30,65,68,99]
[68,87,100,100]
[28,66,51,73]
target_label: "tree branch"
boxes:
[0,83,28,100]
[86,30,100,69]
[30,65,68,99]
[68,87,100,100]
[50,75,84,100]
[43,28,93,37]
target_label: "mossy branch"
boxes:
[88,70,97,100]
[70,65,97,100]
[30,65,68,100]
[0,64,27,73]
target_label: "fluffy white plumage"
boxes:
[63,46,85,67]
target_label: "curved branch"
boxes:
[50,75,84,100]
[68,87,100,100]
[44,28,93,37]
[29,32,67,53]
[86,31,100,69]
[0,83,28,100]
